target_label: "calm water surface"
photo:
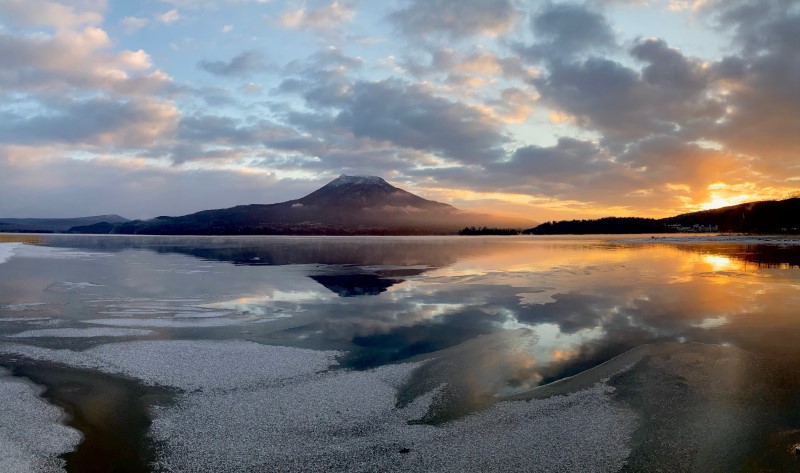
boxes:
[1,234,800,471]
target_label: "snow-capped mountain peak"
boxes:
[328,175,390,187]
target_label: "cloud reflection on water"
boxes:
[3,235,800,415]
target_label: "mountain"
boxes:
[0,215,128,233]
[96,175,531,235]
[524,197,800,234]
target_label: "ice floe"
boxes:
[0,340,341,391]
[0,317,53,323]
[0,303,48,312]
[0,243,22,265]
[44,282,103,293]
[83,318,245,328]
[9,328,153,338]
[0,368,82,473]
[10,245,111,260]
[149,365,635,472]
[0,337,636,472]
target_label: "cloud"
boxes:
[703,0,800,169]
[278,1,355,32]
[197,50,270,77]
[0,0,103,31]
[389,0,518,40]
[504,138,611,180]
[121,16,150,33]
[277,47,363,108]
[335,80,507,164]
[157,9,181,24]
[0,97,178,148]
[0,26,172,96]
[532,48,720,147]
[523,3,617,60]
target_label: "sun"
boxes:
[699,192,752,211]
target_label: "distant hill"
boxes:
[89,175,532,235]
[0,215,128,233]
[525,217,671,235]
[524,197,800,235]
[663,197,800,233]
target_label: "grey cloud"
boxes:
[631,39,706,93]
[277,70,352,108]
[197,50,269,77]
[286,46,364,72]
[505,138,609,179]
[620,135,747,188]
[277,47,362,108]
[389,0,518,40]
[533,49,722,148]
[0,97,176,148]
[524,3,617,60]
[335,80,507,164]
[704,0,800,168]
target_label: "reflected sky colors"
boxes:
[1,235,800,416]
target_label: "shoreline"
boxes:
[617,234,800,245]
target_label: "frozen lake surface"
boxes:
[1,234,800,471]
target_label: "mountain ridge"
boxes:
[0,215,129,233]
[70,175,531,235]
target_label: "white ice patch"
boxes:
[150,368,636,472]
[1,303,48,312]
[10,328,153,338]
[10,245,111,260]
[45,282,103,293]
[0,317,52,323]
[0,340,341,391]
[83,318,244,328]
[0,368,82,473]
[0,339,636,472]
[172,311,230,319]
[0,243,21,265]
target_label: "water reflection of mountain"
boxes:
[29,234,520,267]
[309,274,404,297]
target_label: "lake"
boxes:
[2,234,800,472]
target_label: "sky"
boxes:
[0,0,797,220]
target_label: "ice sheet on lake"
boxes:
[0,340,342,391]
[9,328,153,338]
[0,339,635,472]
[0,243,21,265]
[0,368,82,473]
[84,318,245,328]
[1,303,48,312]
[150,366,635,472]
[44,282,103,293]
[9,244,111,260]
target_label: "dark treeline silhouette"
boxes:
[663,197,800,233]
[523,217,670,235]
[459,226,521,235]
[524,197,800,235]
